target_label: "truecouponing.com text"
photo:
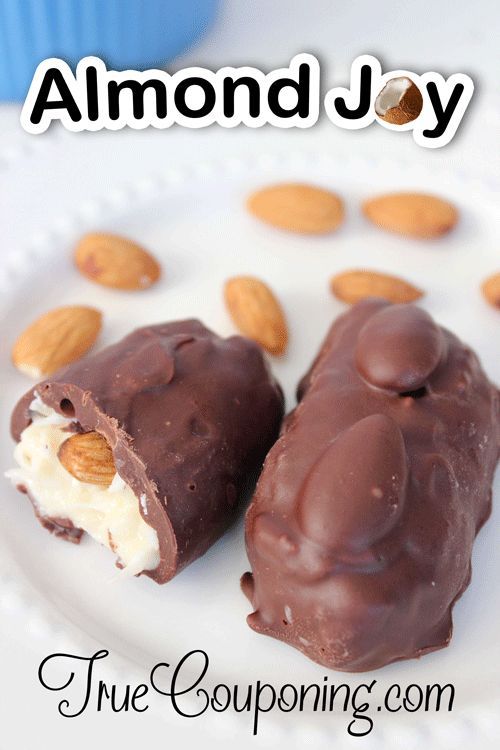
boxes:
[38,649,455,737]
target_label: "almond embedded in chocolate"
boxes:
[355,304,445,392]
[298,414,407,552]
[58,431,116,487]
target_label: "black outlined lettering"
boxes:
[222,76,261,118]
[423,81,465,139]
[107,78,168,120]
[29,67,81,125]
[21,54,472,146]
[267,62,311,119]
[174,77,216,118]
[333,63,372,120]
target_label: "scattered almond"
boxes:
[224,276,288,355]
[330,269,423,305]
[481,272,500,309]
[247,183,344,234]
[12,306,102,378]
[362,192,458,239]
[74,232,161,290]
[58,431,116,487]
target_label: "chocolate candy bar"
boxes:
[242,299,499,671]
[8,320,284,583]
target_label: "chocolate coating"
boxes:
[11,320,284,583]
[243,299,500,671]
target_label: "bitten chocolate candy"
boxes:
[243,299,500,671]
[8,320,284,583]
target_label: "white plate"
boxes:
[1,150,499,748]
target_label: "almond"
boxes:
[224,276,288,355]
[362,192,458,239]
[74,232,161,290]
[12,306,102,378]
[247,183,344,234]
[331,270,423,305]
[58,432,116,487]
[481,272,500,309]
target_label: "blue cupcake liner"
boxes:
[0,0,218,100]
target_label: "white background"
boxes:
[0,2,499,748]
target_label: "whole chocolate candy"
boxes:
[9,320,284,583]
[242,299,500,671]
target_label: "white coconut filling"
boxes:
[6,399,160,576]
[375,77,412,116]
